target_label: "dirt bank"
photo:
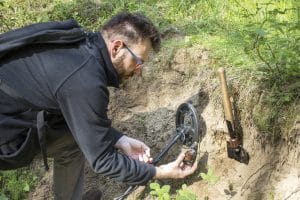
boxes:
[30,44,300,200]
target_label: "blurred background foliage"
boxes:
[0,0,299,199]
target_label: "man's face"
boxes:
[110,39,152,80]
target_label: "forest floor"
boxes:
[29,43,300,200]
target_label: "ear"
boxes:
[110,40,124,58]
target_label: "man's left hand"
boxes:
[114,135,152,163]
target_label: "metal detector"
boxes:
[114,102,201,200]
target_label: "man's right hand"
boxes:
[153,151,198,179]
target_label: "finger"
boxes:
[140,143,150,154]
[148,157,153,164]
[142,153,149,163]
[179,162,184,169]
[138,154,144,162]
[180,162,185,168]
[145,148,151,158]
[184,161,198,175]
[175,152,186,165]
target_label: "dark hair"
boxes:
[101,12,161,52]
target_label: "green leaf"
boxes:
[161,185,170,193]
[199,168,220,185]
[150,182,160,190]
[176,184,198,200]
[23,182,30,192]
[208,175,220,185]
[199,172,207,179]
[150,191,158,195]
[255,29,266,37]
[207,168,213,176]
[162,192,170,200]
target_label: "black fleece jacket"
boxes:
[0,33,156,185]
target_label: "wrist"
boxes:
[110,127,124,145]
[154,165,168,179]
[114,135,128,149]
[154,166,162,179]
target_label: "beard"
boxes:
[113,53,134,82]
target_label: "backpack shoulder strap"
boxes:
[0,19,87,59]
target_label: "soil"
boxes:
[29,43,300,200]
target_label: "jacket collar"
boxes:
[93,33,120,88]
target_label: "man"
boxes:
[0,12,197,199]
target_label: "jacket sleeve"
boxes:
[55,65,156,185]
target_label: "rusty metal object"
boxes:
[183,142,198,166]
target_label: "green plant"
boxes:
[149,182,171,200]
[199,168,219,200]
[230,1,299,138]
[176,184,198,200]
[0,169,38,200]
[199,168,219,185]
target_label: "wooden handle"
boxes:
[218,67,234,124]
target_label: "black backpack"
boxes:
[0,19,86,59]
[0,19,88,170]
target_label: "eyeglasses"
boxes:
[124,44,143,67]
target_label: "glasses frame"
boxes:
[123,44,143,66]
